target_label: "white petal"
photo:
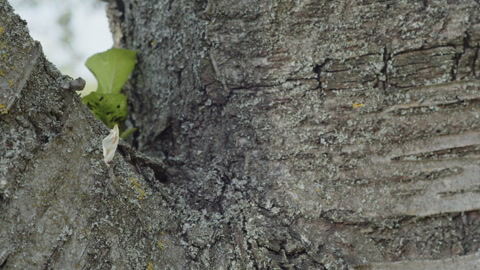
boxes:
[102,124,119,166]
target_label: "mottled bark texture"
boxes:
[2,0,480,269]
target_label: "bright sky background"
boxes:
[9,0,112,92]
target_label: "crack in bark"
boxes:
[378,47,390,91]
[472,45,479,77]
[313,59,330,91]
[451,38,468,81]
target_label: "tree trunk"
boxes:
[2,0,480,269]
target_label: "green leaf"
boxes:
[82,92,128,128]
[120,127,138,139]
[85,48,137,94]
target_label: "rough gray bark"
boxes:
[1,0,480,269]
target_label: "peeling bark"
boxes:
[2,0,480,269]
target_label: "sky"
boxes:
[9,0,113,92]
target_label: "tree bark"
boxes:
[2,0,480,269]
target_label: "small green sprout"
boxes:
[82,48,137,138]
